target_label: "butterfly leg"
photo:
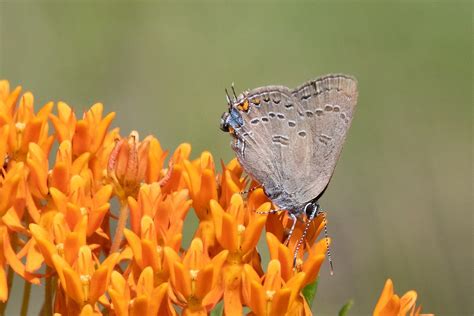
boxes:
[319,210,334,275]
[240,183,263,195]
[234,134,247,158]
[284,213,298,246]
[293,203,320,267]
[239,131,257,158]
[255,209,280,215]
[240,138,246,157]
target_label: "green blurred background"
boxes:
[1,1,471,315]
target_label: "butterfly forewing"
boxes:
[231,86,294,203]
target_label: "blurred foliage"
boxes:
[303,280,319,308]
[0,1,471,315]
[339,299,354,316]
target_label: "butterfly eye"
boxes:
[220,112,230,132]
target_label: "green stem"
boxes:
[110,202,129,254]
[43,268,53,316]
[20,280,31,316]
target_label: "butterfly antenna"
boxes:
[225,88,232,104]
[321,211,334,275]
[231,82,238,100]
[225,88,233,110]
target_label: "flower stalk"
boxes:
[42,268,54,316]
[20,279,31,316]
[110,202,129,254]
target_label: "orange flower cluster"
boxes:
[0,80,431,316]
[373,279,433,316]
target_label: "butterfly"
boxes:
[220,74,358,269]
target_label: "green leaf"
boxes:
[210,300,224,316]
[338,299,354,316]
[302,279,319,307]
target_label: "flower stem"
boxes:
[42,268,53,316]
[20,280,31,316]
[110,202,129,254]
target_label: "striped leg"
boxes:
[293,203,320,267]
[255,209,281,215]
[240,184,262,195]
[320,211,334,275]
[284,213,298,246]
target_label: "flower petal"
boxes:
[63,265,84,304]
[373,279,395,316]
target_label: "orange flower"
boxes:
[48,101,77,144]
[373,279,433,316]
[210,192,270,315]
[49,140,90,194]
[181,151,219,253]
[265,207,325,266]
[160,143,191,193]
[182,154,251,256]
[143,136,168,184]
[0,80,21,120]
[217,158,246,208]
[72,103,115,157]
[0,225,40,302]
[30,212,117,313]
[108,268,176,316]
[123,215,175,287]
[165,238,228,315]
[0,162,38,303]
[108,131,151,201]
[48,175,112,238]
[52,246,118,314]
[266,230,327,285]
[242,259,308,316]
[183,151,217,216]
[26,143,49,199]
[0,85,54,162]
[0,162,28,217]
[50,101,119,187]
[127,183,191,249]
[29,213,89,269]
[107,132,166,254]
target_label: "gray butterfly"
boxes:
[220,74,358,267]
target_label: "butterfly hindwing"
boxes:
[290,74,358,205]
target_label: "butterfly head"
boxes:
[220,87,245,133]
[220,107,244,133]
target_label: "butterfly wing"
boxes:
[289,74,358,205]
[228,74,357,212]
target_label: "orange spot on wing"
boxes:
[251,98,260,105]
[237,100,250,112]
